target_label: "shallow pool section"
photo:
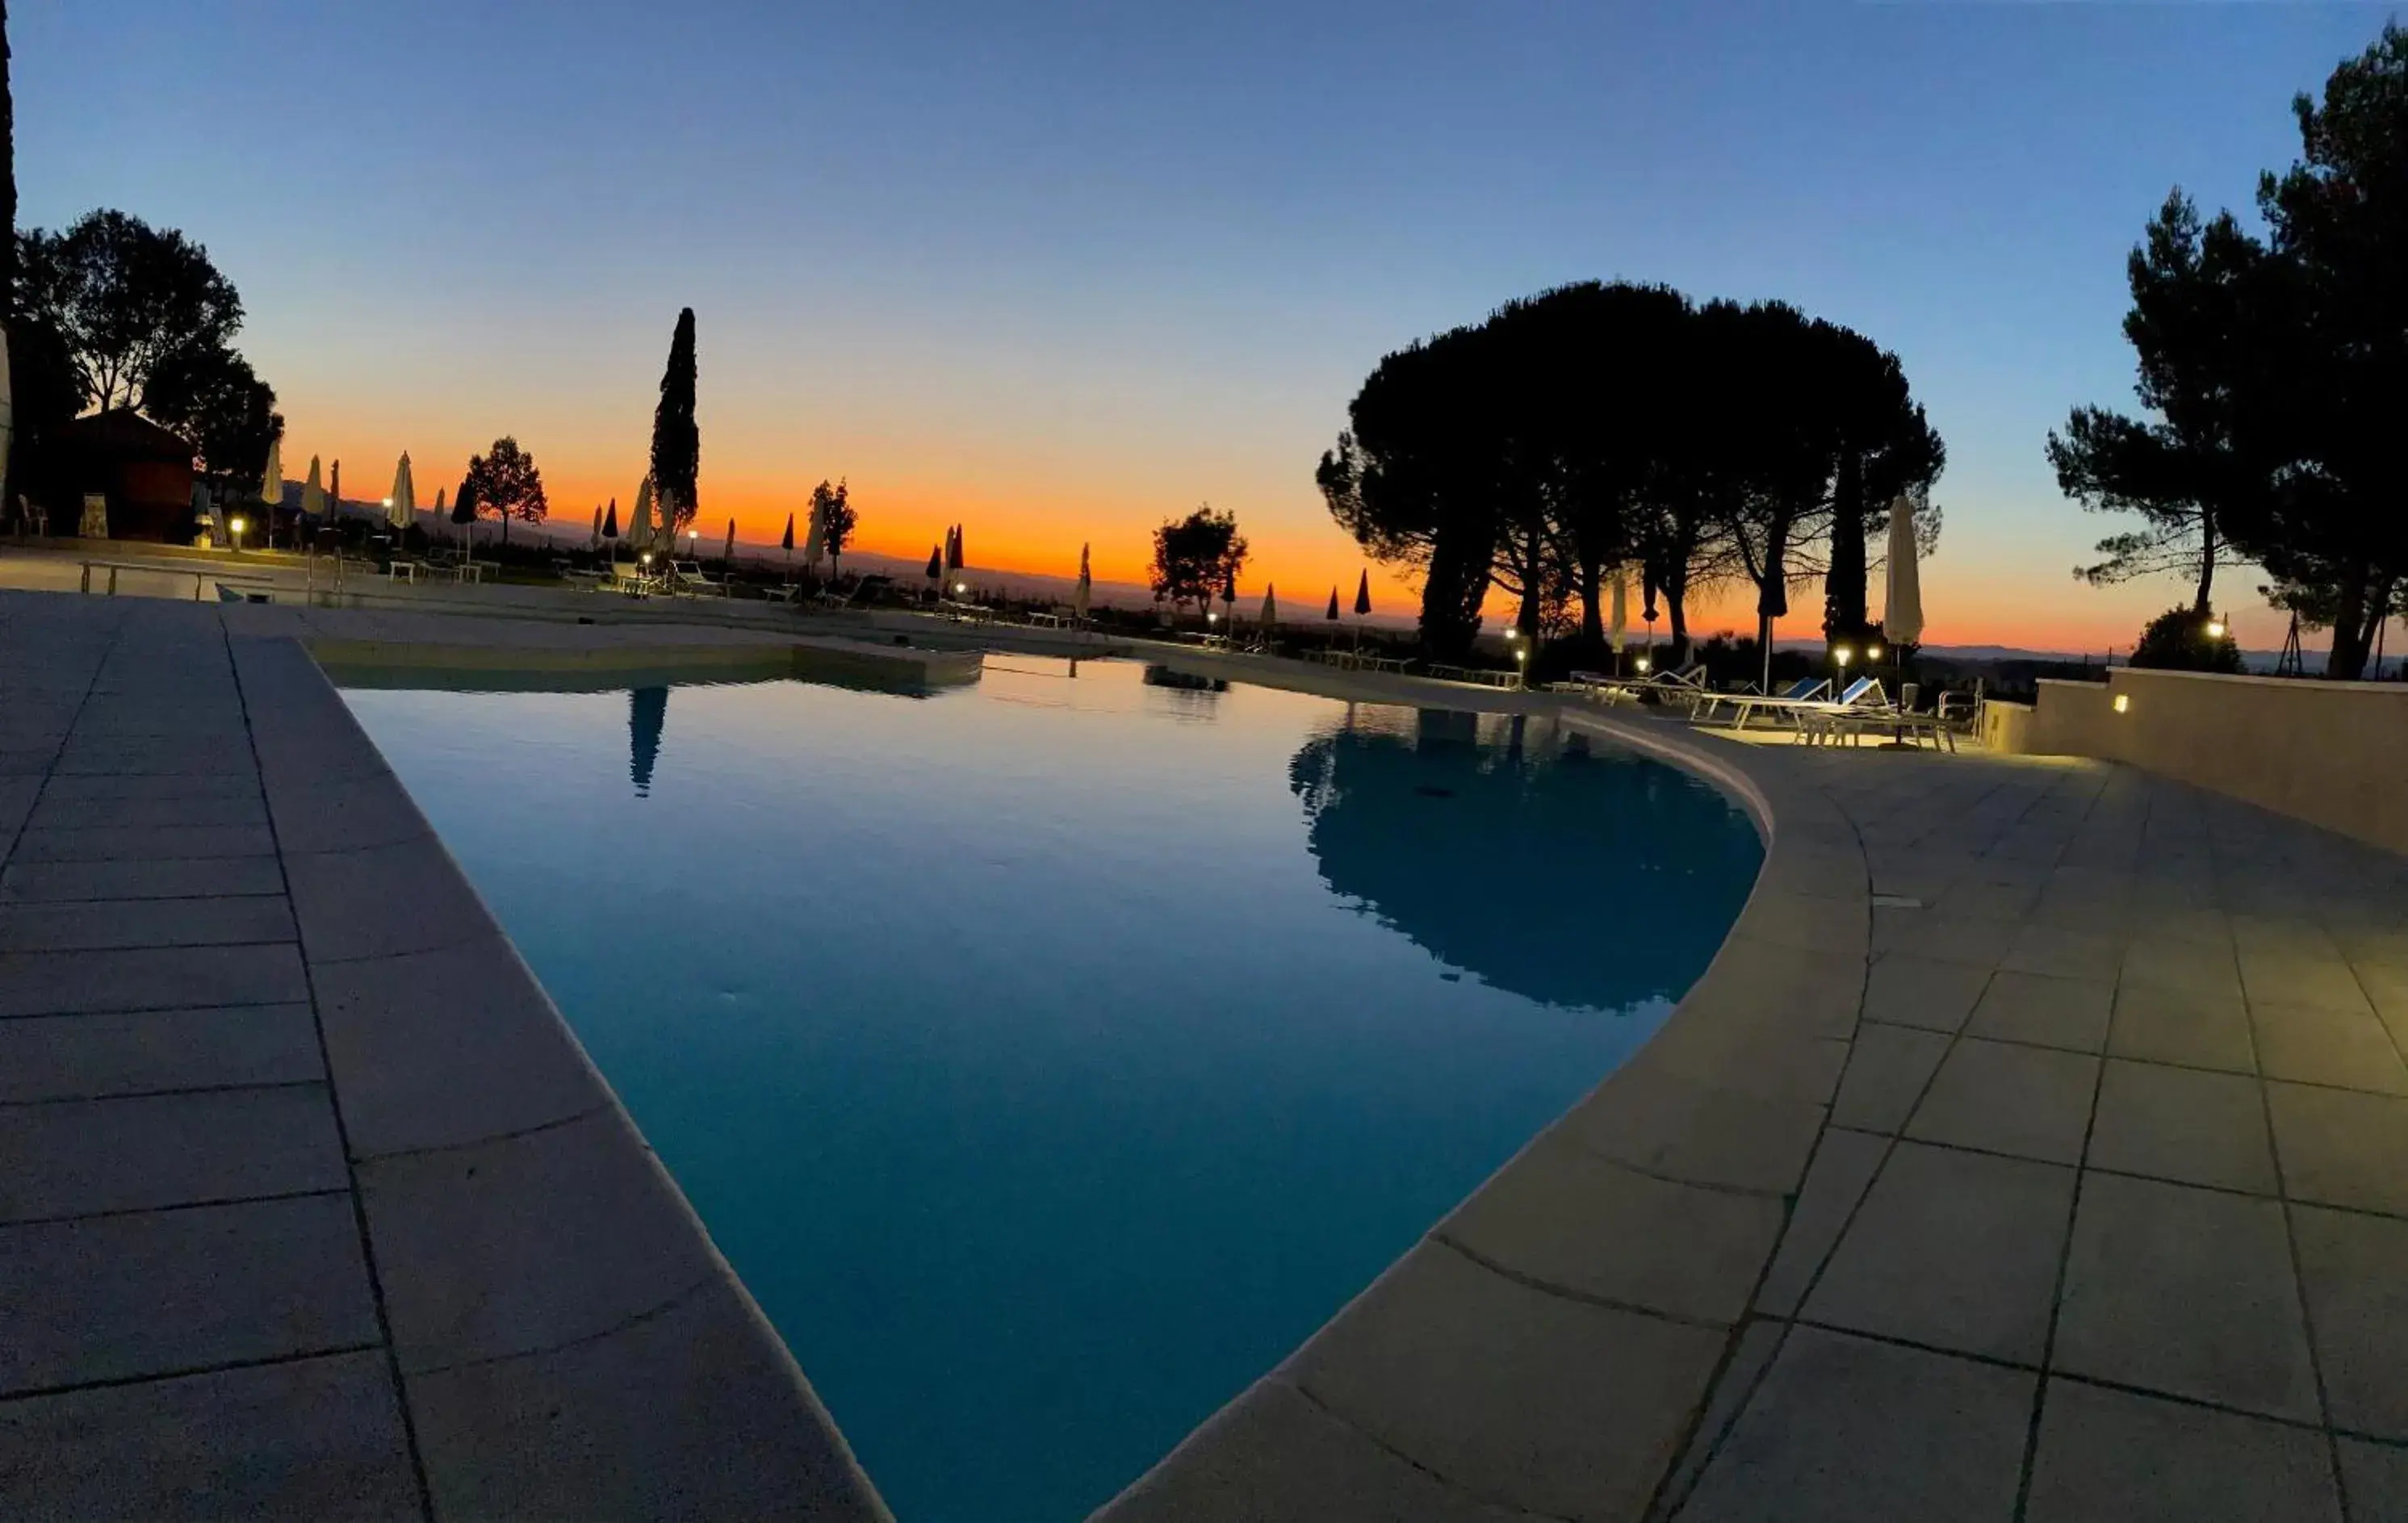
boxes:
[341,659,1761,1522]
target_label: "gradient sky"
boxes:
[19,2,2401,649]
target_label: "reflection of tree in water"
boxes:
[1289,708,1761,1010]
[629,687,667,797]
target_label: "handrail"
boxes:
[78,559,224,600]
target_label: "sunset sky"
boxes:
[19,2,2398,651]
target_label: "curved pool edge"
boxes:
[1094,659,1870,1522]
[249,635,893,1522]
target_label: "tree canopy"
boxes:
[462,437,547,545]
[18,210,241,414]
[812,479,855,575]
[1319,281,1942,663]
[2052,23,2408,677]
[1150,504,1249,620]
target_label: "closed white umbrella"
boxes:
[722,517,736,565]
[630,475,654,557]
[800,498,825,569]
[259,439,282,507]
[1608,567,1628,654]
[387,453,415,529]
[1882,495,1924,646]
[1259,582,1278,628]
[591,504,604,549]
[300,456,325,518]
[1072,542,1091,621]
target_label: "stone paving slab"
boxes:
[0,1350,423,1522]
[0,592,886,1521]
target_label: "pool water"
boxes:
[340,658,1761,1521]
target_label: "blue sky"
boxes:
[19,1,2398,646]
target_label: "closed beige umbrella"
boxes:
[387,454,416,529]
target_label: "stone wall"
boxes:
[1991,667,2408,857]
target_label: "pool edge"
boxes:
[1092,656,1866,1522]
[255,634,894,1522]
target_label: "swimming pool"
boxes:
[340,657,1761,1521]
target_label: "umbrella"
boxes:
[781,512,794,554]
[387,453,416,529]
[1073,542,1091,621]
[722,517,736,565]
[1354,569,1372,617]
[1882,495,1924,646]
[954,525,966,571]
[1609,567,1628,654]
[801,498,825,568]
[590,505,604,549]
[300,457,325,518]
[630,475,654,554]
[1325,587,1340,621]
[601,498,619,553]
[925,544,943,581]
[434,487,446,514]
[1259,583,1277,628]
[329,459,341,520]
[259,439,282,506]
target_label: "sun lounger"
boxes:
[1694,676,1834,729]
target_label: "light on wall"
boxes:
[2113,693,2130,714]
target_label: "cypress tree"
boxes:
[650,307,700,539]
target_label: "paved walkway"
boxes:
[1108,671,2408,1522]
[10,588,2408,1519]
[0,594,882,1520]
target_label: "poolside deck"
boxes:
[1106,653,2408,1521]
[5,588,2406,1519]
[0,592,883,1519]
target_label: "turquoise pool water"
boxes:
[340,658,1761,1521]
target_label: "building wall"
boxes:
[1994,668,2408,858]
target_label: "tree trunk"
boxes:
[2326,559,2371,680]
[2191,513,2217,617]
[1662,563,1691,666]
[1823,453,1866,644]
[1579,559,1603,644]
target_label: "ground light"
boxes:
[228,516,247,552]
[2206,615,2227,639]
[2113,693,2131,713]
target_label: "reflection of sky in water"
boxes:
[341,659,1760,1523]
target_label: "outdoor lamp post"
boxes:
[1514,644,1530,689]
[228,516,247,553]
[1635,654,1652,674]
[2206,613,2226,640]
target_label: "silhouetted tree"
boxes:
[2048,192,2269,617]
[462,437,547,547]
[17,211,242,413]
[1318,322,1498,656]
[1150,504,1248,621]
[813,479,854,577]
[2130,605,2244,672]
[143,344,282,498]
[650,307,699,538]
[2240,23,2408,677]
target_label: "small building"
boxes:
[52,410,198,542]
